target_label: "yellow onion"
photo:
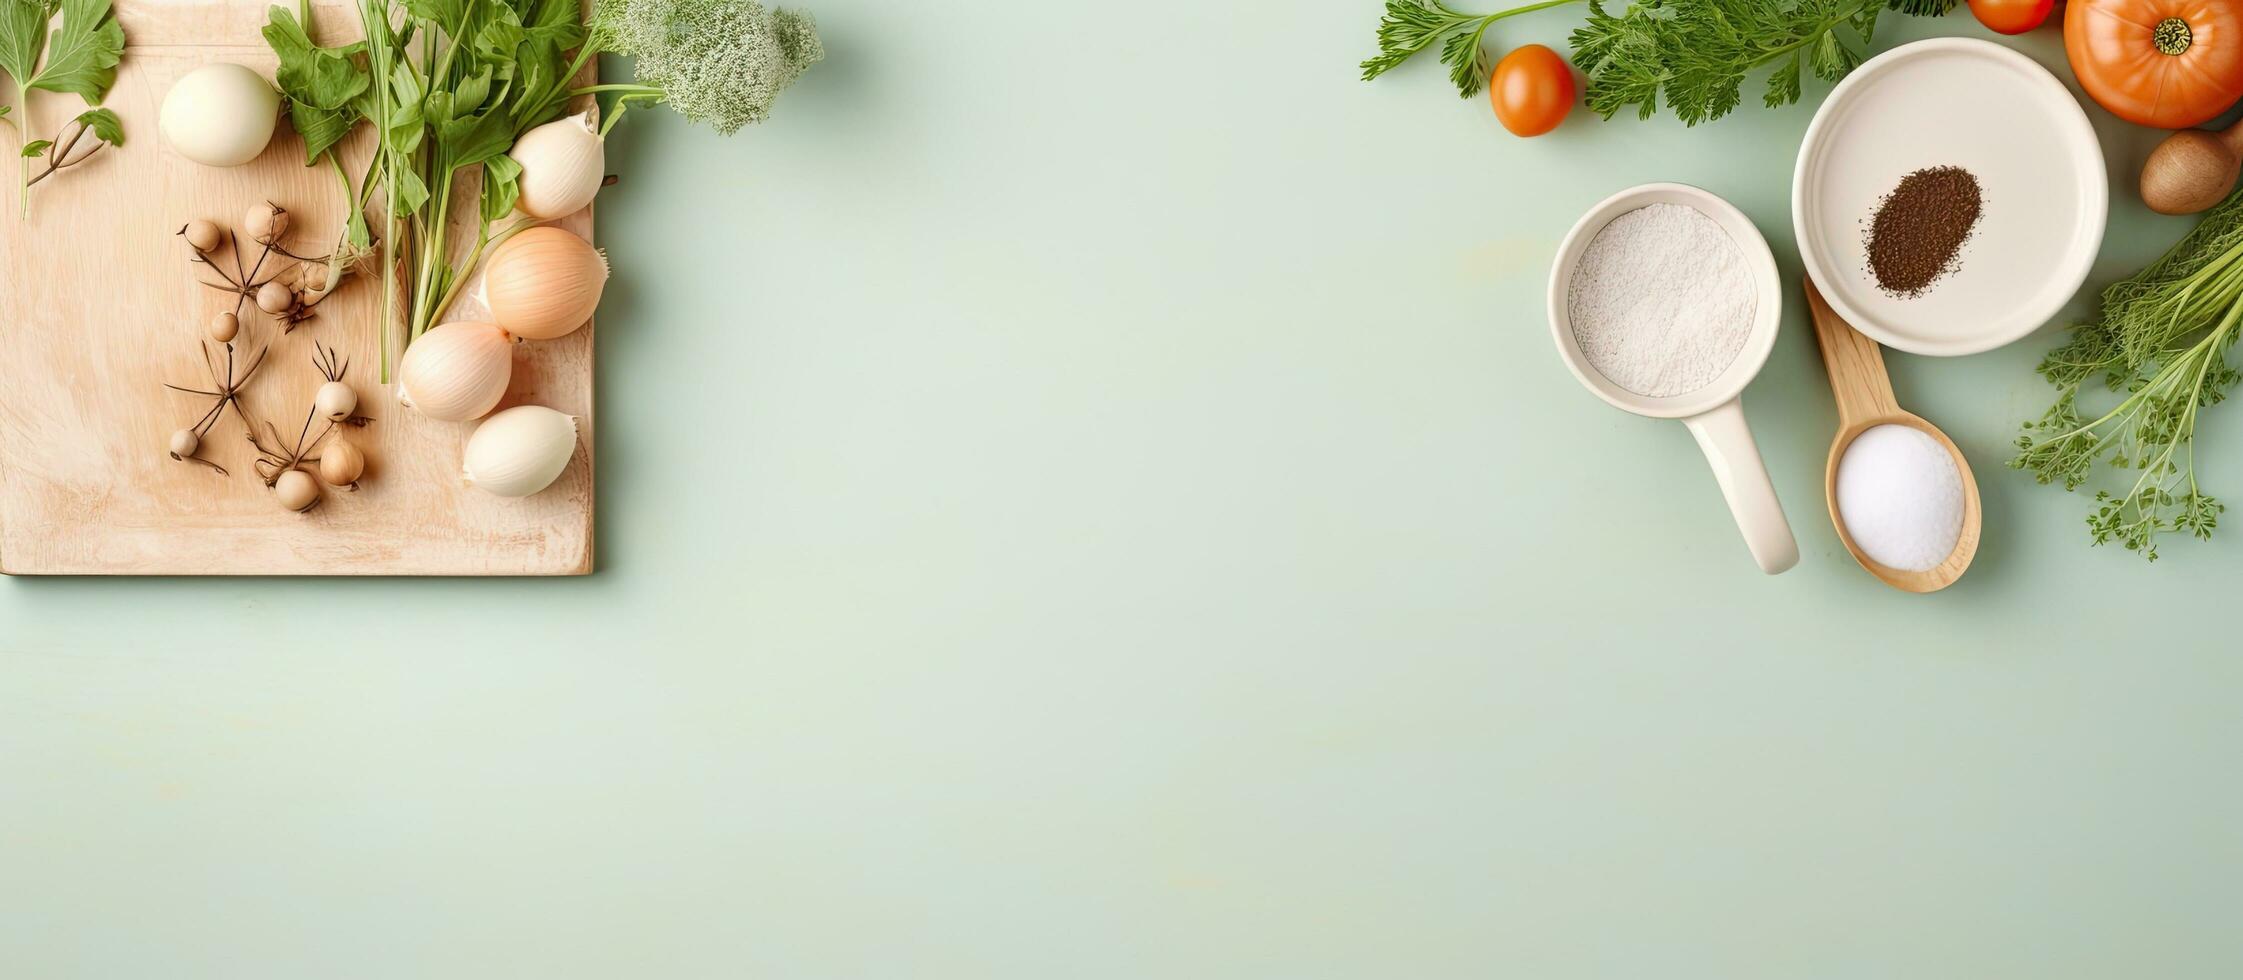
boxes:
[463,406,578,497]
[397,321,515,421]
[509,110,605,220]
[484,227,607,340]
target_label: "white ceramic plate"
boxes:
[1792,38,2106,357]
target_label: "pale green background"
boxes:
[4,2,2240,976]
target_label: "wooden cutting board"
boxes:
[0,0,595,575]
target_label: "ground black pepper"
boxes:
[1865,165,1982,297]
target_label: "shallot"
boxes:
[397,321,514,421]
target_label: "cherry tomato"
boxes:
[1968,0,2053,34]
[1489,44,1575,137]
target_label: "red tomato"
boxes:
[1489,44,1575,137]
[1968,0,2054,34]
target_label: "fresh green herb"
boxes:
[0,0,124,215]
[1358,0,1953,123]
[262,6,370,165]
[1569,0,1953,125]
[266,0,582,377]
[1360,0,1583,98]
[268,0,821,380]
[21,103,116,184]
[2011,193,2243,561]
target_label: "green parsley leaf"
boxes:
[264,6,370,162]
[27,0,123,102]
[0,0,51,95]
[73,104,116,142]
[20,137,47,156]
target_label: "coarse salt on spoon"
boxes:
[1803,278,1981,593]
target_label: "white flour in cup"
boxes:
[1566,203,1756,397]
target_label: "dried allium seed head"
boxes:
[245,202,289,245]
[256,280,295,314]
[207,310,239,342]
[181,219,222,253]
[316,380,357,423]
[275,469,320,512]
[169,428,199,458]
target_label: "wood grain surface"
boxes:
[0,0,595,575]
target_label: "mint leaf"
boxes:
[27,0,122,102]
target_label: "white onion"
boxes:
[463,406,579,497]
[509,110,605,219]
[397,322,514,422]
[159,63,279,167]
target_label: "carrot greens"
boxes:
[1359,0,1957,124]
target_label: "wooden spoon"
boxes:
[1802,279,1980,593]
[2142,117,2243,215]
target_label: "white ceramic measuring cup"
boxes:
[1546,182,1799,575]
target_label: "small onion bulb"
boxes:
[509,110,605,220]
[181,219,222,253]
[483,227,607,340]
[169,428,199,458]
[463,406,578,498]
[244,203,289,245]
[207,311,239,342]
[316,380,357,422]
[275,469,321,512]
[256,280,295,314]
[158,63,279,167]
[397,321,515,421]
[319,435,366,489]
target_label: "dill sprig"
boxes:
[2011,190,2243,560]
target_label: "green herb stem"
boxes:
[17,82,31,220]
[1360,0,1584,97]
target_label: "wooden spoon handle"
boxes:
[1803,277,1901,427]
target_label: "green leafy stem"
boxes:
[0,0,125,217]
[1360,0,1583,98]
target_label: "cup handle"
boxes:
[1681,399,1799,575]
